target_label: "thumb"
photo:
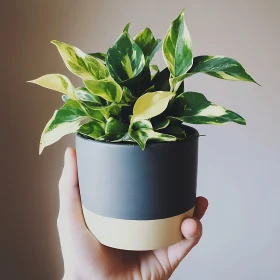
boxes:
[167,197,208,269]
[57,148,85,232]
[167,218,203,270]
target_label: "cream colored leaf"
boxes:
[131,91,175,124]
[39,100,88,154]
[51,40,109,80]
[39,116,87,154]
[196,104,227,117]
[28,74,76,100]
[84,77,123,103]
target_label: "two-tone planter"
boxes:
[76,125,198,251]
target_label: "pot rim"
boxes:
[76,124,199,148]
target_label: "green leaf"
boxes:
[163,9,193,77]
[111,133,134,143]
[121,86,137,103]
[143,85,155,94]
[28,74,76,100]
[78,120,105,140]
[134,28,160,57]
[88,52,106,62]
[129,120,176,150]
[51,40,109,80]
[39,100,88,154]
[171,56,258,85]
[151,67,170,91]
[120,66,151,97]
[104,117,129,141]
[132,119,153,129]
[79,102,107,123]
[108,104,122,118]
[131,91,175,124]
[145,39,162,65]
[164,125,186,140]
[81,100,127,121]
[88,110,107,123]
[150,65,159,79]
[75,87,105,105]
[106,33,145,82]
[84,77,123,103]
[123,22,131,33]
[169,91,246,125]
[152,118,170,130]
[76,87,108,122]
[150,67,185,94]
[81,100,111,111]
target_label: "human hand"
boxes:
[58,148,208,280]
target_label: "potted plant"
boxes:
[28,9,258,251]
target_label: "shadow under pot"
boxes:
[76,125,198,251]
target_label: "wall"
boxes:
[2,0,279,279]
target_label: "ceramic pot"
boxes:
[76,125,198,251]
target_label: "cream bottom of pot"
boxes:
[82,205,195,251]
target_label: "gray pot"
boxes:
[76,125,198,251]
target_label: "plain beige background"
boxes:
[2,0,279,279]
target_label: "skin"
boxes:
[58,148,208,280]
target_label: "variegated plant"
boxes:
[28,9,258,153]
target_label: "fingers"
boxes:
[57,148,85,233]
[167,218,202,269]
[194,196,208,220]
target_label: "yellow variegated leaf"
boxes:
[28,74,76,99]
[51,40,109,80]
[163,9,193,77]
[106,33,145,83]
[131,91,175,124]
[171,56,259,86]
[104,117,129,141]
[78,120,105,140]
[39,100,88,154]
[169,91,246,125]
[84,77,123,103]
[129,120,176,150]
